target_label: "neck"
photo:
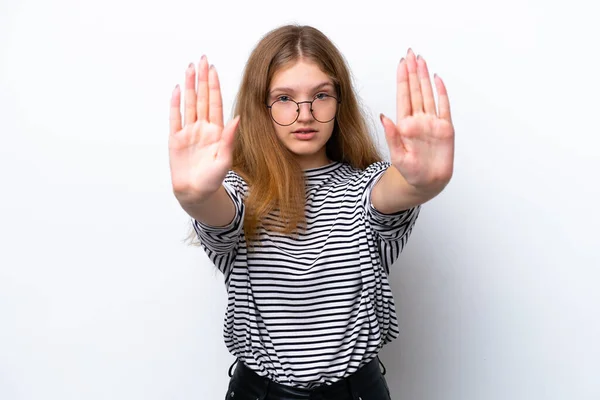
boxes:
[296,153,331,170]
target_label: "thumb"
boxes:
[380,113,406,158]
[217,115,240,158]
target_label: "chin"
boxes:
[287,144,325,157]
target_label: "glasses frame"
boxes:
[266,94,342,126]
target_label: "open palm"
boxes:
[380,49,454,192]
[169,56,240,205]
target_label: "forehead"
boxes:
[269,60,333,91]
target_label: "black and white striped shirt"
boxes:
[193,161,420,388]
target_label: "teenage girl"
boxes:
[168,24,454,400]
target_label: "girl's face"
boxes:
[267,60,337,170]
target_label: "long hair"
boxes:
[186,24,383,246]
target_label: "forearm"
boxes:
[178,185,236,227]
[370,166,437,214]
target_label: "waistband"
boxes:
[229,357,385,399]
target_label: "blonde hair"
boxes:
[186,24,382,246]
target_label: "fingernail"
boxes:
[379,113,385,123]
[201,55,207,61]
[188,62,194,69]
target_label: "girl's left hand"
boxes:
[380,48,455,195]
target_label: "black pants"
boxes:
[225,358,392,400]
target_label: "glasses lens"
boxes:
[311,95,337,123]
[270,100,298,125]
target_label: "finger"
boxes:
[417,55,436,115]
[208,65,224,127]
[197,55,209,121]
[434,74,452,123]
[396,58,411,119]
[184,63,197,126]
[217,115,240,159]
[380,113,406,158]
[407,49,423,114]
[169,84,182,135]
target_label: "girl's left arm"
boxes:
[372,48,455,214]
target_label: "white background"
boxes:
[1,0,599,399]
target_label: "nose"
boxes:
[296,101,314,122]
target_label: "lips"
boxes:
[292,129,317,140]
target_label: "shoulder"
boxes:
[362,161,392,177]
[224,170,248,196]
[335,161,392,186]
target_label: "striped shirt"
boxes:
[193,160,420,388]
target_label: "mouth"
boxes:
[292,128,317,140]
[293,128,317,134]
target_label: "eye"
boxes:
[314,93,329,100]
[276,95,291,102]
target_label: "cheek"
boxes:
[273,124,287,140]
[323,121,335,140]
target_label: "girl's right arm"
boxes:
[168,55,240,227]
[178,185,236,228]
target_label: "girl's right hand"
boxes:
[168,56,240,206]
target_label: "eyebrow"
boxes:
[269,82,335,95]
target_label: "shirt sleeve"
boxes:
[191,170,245,275]
[361,161,421,272]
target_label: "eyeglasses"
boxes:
[266,94,341,126]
